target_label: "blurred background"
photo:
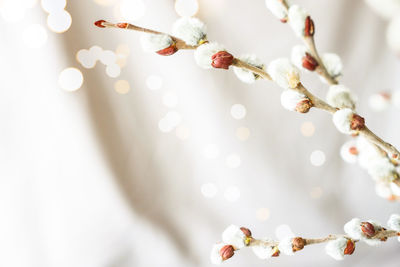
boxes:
[0,0,399,266]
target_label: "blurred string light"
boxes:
[175,0,199,17]
[76,46,123,78]
[310,150,326,167]
[236,127,250,141]
[256,208,270,222]
[230,104,247,120]
[201,183,218,198]
[22,24,47,48]
[114,80,130,94]
[41,0,71,33]
[58,67,83,91]
[300,121,315,137]
[0,0,37,22]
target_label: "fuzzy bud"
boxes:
[140,33,175,55]
[332,109,365,135]
[340,140,358,164]
[211,51,234,70]
[172,17,207,46]
[361,222,376,237]
[194,42,226,69]
[292,237,306,252]
[268,58,300,89]
[302,52,318,71]
[325,237,355,260]
[265,0,290,21]
[220,245,234,261]
[327,85,356,109]
[288,5,310,37]
[280,89,311,113]
[387,214,400,231]
[233,54,265,84]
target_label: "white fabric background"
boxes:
[0,0,399,266]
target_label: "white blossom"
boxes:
[280,89,308,111]
[194,42,225,69]
[265,0,290,20]
[327,85,356,109]
[356,136,383,169]
[325,237,348,261]
[344,218,364,240]
[233,54,264,84]
[251,240,275,259]
[375,182,393,199]
[172,17,207,46]
[332,108,354,134]
[140,33,173,52]
[278,237,294,255]
[387,214,400,231]
[367,157,397,182]
[288,5,309,37]
[365,0,400,19]
[210,243,225,265]
[387,16,400,54]
[369,93,391,111]
[321,53,343,79]
[291,45,308,70]
[221,225,246,249]
[340,140,358,164]
[268,58,300,89]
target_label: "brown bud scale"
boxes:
[349,147,358,155]
[302,53,319,71]
[361,222,376,237]
[211,51,234,70]
[156,44,178,56]
[292,237,306,252]
[344,240,355,255]
[219,245,235,261]
[296,99,313,113]
[305,16,315,37]
[350,114,365,131]
[94,20,106,28]
[240,227,252,238]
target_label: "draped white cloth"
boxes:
[0,0,399,266]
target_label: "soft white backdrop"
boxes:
[0,0,399,266]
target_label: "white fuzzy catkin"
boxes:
[251,240,275,259]
[367,157,397,182]
[140,33,173,52]
[221,225,246,249]
[278,237,294,255]
[387,16,400,54]
[344,218,364,240]
[291,45,308,70]
[172,17,207,46]
[280,89,308,111]
[325,237,348,261]
[210,243,225,265]
[265,0,290,20]
[268,58,300,89]
[363,221,384,246]
[365,0,400,19]
[356,137,383,170]
[375,182,393,199]
[387,214,400,231]
[233,54,264,84]
[340,140,358,164]
[332,108,354,134]
[327,85,356,109]
[194,42,226,69]
[369,93,391,111]
[390,182,400,196]
[321,53,343,79]
[288,5,309,37]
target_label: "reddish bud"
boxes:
[350,114,365,131]
[304,16,315,37]
[219,245,235,261]
[292,237,306,252]
[156,44,178,56]
[211,51,234,70]
[240,227,252,238]
[94,20,106,28]
[361,222,376,237]
[344,240,355,255]
[271,247,280,257]
[349,147,358,155]
[302,52,319,71]
[380,92,391,100]
[296,99,313,113]
[117,23,129,29]
[280,18,288,23]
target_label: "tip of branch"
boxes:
[94,20,106,28]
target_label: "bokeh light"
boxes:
[310,150,326,166]
[1,1,26,22]
[47,10,72,33]
[105,64,121,78]
[22,24,48,48]
[230,104,247,120]
[310,186,323,199]
[58,67,83,92]
[201,183,218,198]
[41,0,66,13]
[256,208,270,222]
[119,0,146,21]
[114,80,130,94]
[175,0,199,17]
[300,121,315,137]
[225,153,241,168]
[236,127,250,141]
[76,49,97,69]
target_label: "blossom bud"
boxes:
[361,222,376,237]
[211,51,234,69]
[344,239,355,255]
[271,247,280,257]
[156,44,178,56]
[219,245,235,261]
[94,20,106,28]
[296,99,313,113]
[292,237,306,252]
[304,16,315,37]
[240,227,252,238]
[350,114,365,131]
[302,52,318,71]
